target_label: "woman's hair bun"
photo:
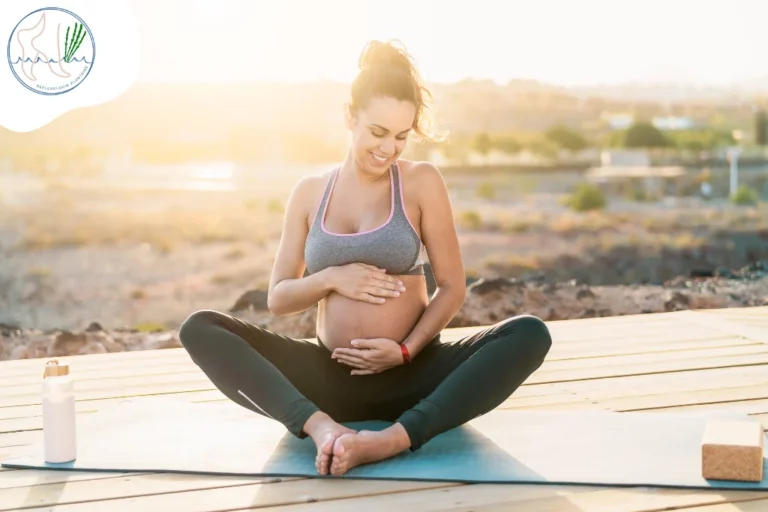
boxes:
[351,39,442,143]
[358,40,413,76]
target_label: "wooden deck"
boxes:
[2,306,768,511]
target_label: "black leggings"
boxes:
[178,310,552,451]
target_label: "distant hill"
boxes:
[569,79,768,103]
[0,78,763,171]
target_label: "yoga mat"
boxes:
[3,398,767,489]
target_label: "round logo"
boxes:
[7,7,95,95]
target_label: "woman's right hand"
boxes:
[327,263,406,304]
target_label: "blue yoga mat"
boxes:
[3,399,767,489]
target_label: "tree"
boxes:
[623,122,670,148]
[494,135,522,154]
[544,124,589,152]
[755,110,767,146]
[471,132,492,158]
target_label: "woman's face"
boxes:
[346,95,416,176]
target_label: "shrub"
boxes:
[731,185,759,206]
[475,182,496,200]
[458,210,482,230]
[132,322,166,332]
[267,199,283,213]
[565,183,607,211]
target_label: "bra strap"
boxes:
[312,167,338,228]
[392,161,404,214]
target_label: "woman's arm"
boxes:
[267,176,334,316]
[401,162,467,357]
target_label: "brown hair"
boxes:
[349,40,438,142]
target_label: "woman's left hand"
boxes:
[331,338,404,375]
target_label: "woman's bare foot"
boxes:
[302,411,356,475]
[330,423,411,476]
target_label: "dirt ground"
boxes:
[1,171,767,333]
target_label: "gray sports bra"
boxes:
[305,161,425,276]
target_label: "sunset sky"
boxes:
[131,0,767,87]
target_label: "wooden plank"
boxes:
[0,473,288,512]
[529,352,768,385]
[6,355,640,410]
[245,485,768,512]
[518,364,768,401]
[0,311,742,377]
[0,327,726,382]
[694,306,768,318]
[549,338,757,361]
[1,307,766,512]
[6,358,763,434]
[0,468,154,490]
[656,398,768,415]
[500,384,768,413]
[752,413,768,430]
[4,340,760,399]
[0,383,571,433]
[0,359,198,384]
[667,498,768,511]
[1,336,748,394]
[0,370,208,399]
[471,489,768,512]
[543,344,768,371]
[0,389,226,421]
[590,385,768,412]
[0,430,41,447]
[1,474,458,512]
[3,335,747,385]
[0,393,234,434]
[0,385,580,437]
[681,310,768,344]
[0,347,191,372]
[3,364,758,433]
[499,366,768,411]
[0,377,217,408]
[566,365,768,397]
[545,327,726,344]
[0,340,758,407]
[0,349,191,377]
[544,327,720,345]
[0,306,758,373]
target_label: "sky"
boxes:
[131,0,768,87]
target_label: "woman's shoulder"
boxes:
[286,167,337,224]
[290,167,336,199]
[397,159,445,194]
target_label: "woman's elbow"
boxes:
[266,289,285,316]
[437,279,467,304]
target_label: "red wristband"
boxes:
[400,344,412,364]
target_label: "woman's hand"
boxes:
[326,263,406,304]
[331,337,405,375]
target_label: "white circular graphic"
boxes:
[7,7,95,95]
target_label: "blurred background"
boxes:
[1,0,767,358]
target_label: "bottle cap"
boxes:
[43,359,70,378]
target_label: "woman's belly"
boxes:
[316,274,429,351]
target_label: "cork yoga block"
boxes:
[701,420,765,482]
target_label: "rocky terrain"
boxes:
[2,172,767,362]
[2,261,766,361]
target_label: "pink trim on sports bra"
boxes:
[320,165,395,237]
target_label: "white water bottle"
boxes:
[42,359,77,463]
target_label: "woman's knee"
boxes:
[178,309,223,349]
[503,314,552,358]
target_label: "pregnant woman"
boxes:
[179,40,552,477]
